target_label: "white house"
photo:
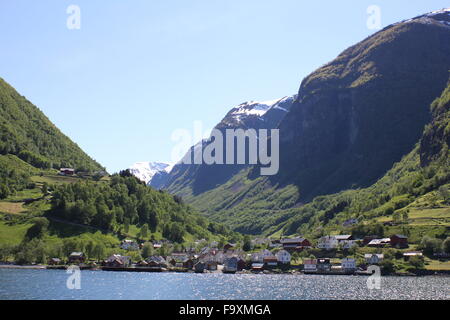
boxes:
[365,253,384,264]
[341,258,356,271]
[317,236,338,249]
[120,239,139,251]
[276,250,291,264]
[251,249,272,263]
[317,235,357,249]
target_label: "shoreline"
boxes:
[1,264,449,276]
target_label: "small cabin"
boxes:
[59,168,75,176]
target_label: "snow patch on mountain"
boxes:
[228,95,295,123]
[129,162,171,184]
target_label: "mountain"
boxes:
[129,161,172,185]
[0,77,105,198]
[0,78,235,251]
[162,95,296,196]
[0,78,104,173]
[162,9,450,234]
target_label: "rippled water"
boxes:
[0,269,448,300]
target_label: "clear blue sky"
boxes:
[0,0,448,173]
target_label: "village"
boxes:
[45,233,437,276]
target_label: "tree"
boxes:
[379,259,395,275]
[25,217,49,239]
[420,236,443,256]
[93,243,105,261]
[140,224,149,239]
[141,242,154,259]
[123,218,130,234]
[86,241,95,259]
[408,256,424,270]
[242,235,252,252]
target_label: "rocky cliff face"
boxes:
[270,14,450,201]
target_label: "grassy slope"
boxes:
[183,78,450,243]
[0,78,103,172]
[0,173,227,252]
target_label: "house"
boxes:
[390,234,408,248]
[59,168,75,176]
[263,255,278,268]
[145,256,167,268]
[136,260,148,267]
[367,238,391,247]
[275,250,291,265]
[68,252,85,264]
[316,258,332,273]
[205,260,218,271]
[303,259,317,273]
[363,235,379,246]
[365,254,384,265]
[120,239,139,251]
[280,237,312,252]
[251,249,272,263]
[251,263,264,272]
[341,258,356,273]
[317,235,356,250]
[48,258,61,265]
[168,253,189,266]
[223,256,238,273]
[106,254,131,267]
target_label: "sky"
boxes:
[0,0,448,173]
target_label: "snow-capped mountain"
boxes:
[129,162,172,184]
[160,95,297,195]
[222,95,296,127]
[394,8,450,27]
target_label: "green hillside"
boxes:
[168,14,450,238]
[188,80,450,241]
[0,78,104,170]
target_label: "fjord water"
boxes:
[0,269,448,300]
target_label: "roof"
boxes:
[281,237,306,244]
[334,235,352,240]
[263,256,278,262]
[403,252,423,256]
[368,238,391,245]
[392,234,408,239]
[364,254,384,259]
[69,252,84,257]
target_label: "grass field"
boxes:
[0,220,33,245]
[424,257,450,271]
[31,174,83,185]
[376,207,450,227]
[0,201,26,214]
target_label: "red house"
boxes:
[390,234,408,248]
[59,168,75,176]
[280,237,312,252]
